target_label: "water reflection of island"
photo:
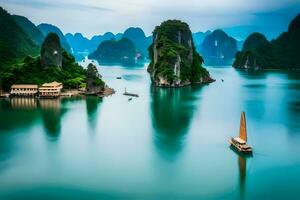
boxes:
[86,96,102,132]
[150,86,202,160]
[39,98,65,140]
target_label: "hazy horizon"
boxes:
[1,0,300,39]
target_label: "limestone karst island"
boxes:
[0,1,300,199]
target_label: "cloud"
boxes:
[1,0,299,38]
[0,0,113,12]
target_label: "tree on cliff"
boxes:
[86,63,105,94]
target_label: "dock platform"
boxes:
[123,92,139,97]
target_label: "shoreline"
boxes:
[0,87,116,99]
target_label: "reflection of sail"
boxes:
[39,98,63,140]
[238,155,246,200]
[239,112,247,142]
[86,96,102,132]
[150,86,202,160]
[230,145,251,200]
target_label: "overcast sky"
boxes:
[1,0,300,38]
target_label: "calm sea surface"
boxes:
[0,64,300,199]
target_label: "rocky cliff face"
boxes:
[148,20,213,87]
[40,33,62,68]
[200,30,237,66]
[86,63,104,94]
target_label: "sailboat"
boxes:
[229,112,253,154]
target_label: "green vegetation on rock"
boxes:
[0,32,104,91]
[86,63,105,94]
[148,20,212,87]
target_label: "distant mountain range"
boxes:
[66,27,152,61]
[5,5,293,69]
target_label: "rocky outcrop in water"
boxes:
[88,38,137,65]
[40,33,62,67]
[86,63,105,94]
[233,13,300,69]
[148,20,213,87]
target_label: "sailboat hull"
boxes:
[229,138,253,154]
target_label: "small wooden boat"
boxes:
[116,77,122,79]
[229,112,253,154]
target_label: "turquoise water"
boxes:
[0,65,300,199]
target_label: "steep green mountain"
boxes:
[200,29,237,66]
[37,23,71,53]
[0,33,104,91]
[88,38,137,65]
[148,20,213,87]
[90,32,122,51]
[0,7,39,66]
[123,27,151,57]
[41,33,63,68]
[192,31,211,51]
[241,33,269,52]
[233,13,300,69]
[12,15,45,45]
